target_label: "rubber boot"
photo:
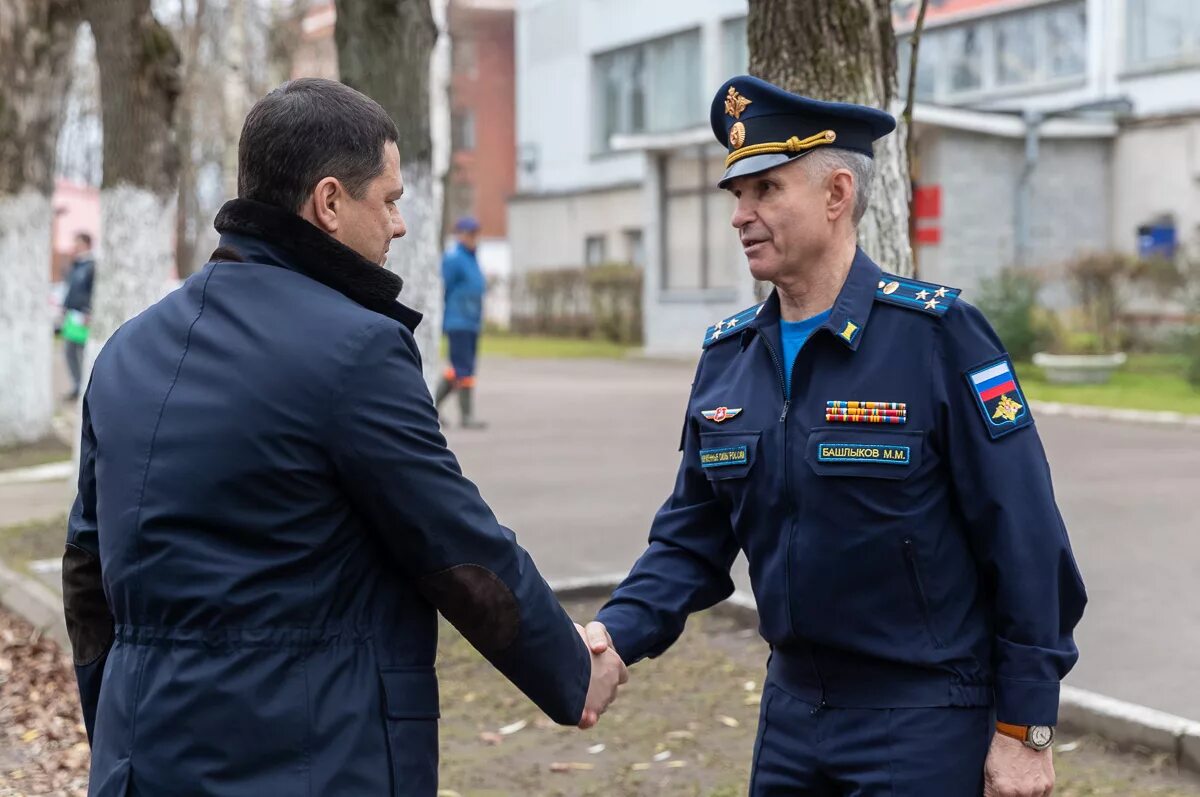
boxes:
[434,376,455,409]
[458,386,488,430]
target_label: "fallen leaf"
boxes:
[653,750,672,762]
[743,680,757,691]
[666,730,695,741]
[479,732,503,746]
[717,715,740,728]
[630,762,651,771]
[587,743,606,754]
[498,719,527,736]
[550,762,594,772]
[667,760,688,768]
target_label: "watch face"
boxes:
[1028,726,1054,749]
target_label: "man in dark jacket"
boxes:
[63,78,626,797]
[61,232,95,400]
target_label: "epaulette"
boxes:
[703,302,764,348]
[874,273,961,316]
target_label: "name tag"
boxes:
[699,445,749,468]
[817,443,910,465]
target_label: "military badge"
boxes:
[699,444,748,468]
[965,357,1032,439]
[826,401,906,424]
[729,121,746,149]
[702,406,743,423]
[724,86,752,119]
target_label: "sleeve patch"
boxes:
[964,356,1034,439]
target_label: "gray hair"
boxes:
[799,148,875,226]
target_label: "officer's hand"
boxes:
[575,623,628,729]
[983,732,1055,797]
[584,620,613,655]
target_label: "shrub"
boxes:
[975,269,1046,361]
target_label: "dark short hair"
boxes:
[237,78,400,213]
[75,232,93,247]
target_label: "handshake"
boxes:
[573,621,628,729]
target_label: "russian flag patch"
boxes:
[965,357,1032,439]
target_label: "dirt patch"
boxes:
[0,440,70,475]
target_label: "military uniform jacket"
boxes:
[63,199,590,797]
[598,248,1086,726]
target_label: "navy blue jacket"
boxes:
[598,249,1085,727]
[63,254,95,314]
[441,243,486,333]
[63,199,589,796]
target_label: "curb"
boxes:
[0,460,74,486]
[0,558,69,649]
[550,577,1200,774]
[1031,400,1200,429]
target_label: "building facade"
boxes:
[511,0,1200,354]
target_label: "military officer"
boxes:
[585,75,1087,796]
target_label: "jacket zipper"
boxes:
[757,330,826,713]
[904,538,944,648]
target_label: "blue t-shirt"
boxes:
[780,308,831,396]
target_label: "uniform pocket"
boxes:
[806,428,923,481]
[903,538,944,649]
[698,431,761,481]
[378,667,439,795]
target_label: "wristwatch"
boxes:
[996,721,1055,751]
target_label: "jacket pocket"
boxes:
[806,428,922,481]
[903,539,944,648]
[698,431,761,482]
[379,667,440,795]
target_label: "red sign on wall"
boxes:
[913,184,941,246]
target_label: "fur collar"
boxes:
[212,198,422,331]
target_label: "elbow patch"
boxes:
[419,564,520,654]
[61,543,114,666]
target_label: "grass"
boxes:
[0,514,66,572]
[441,332,636,361]
[1018,354,1200,415]
[0,436,71,473]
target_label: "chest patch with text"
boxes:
[699,445,749,468]
[817,443,911,465]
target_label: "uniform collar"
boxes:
[751,247,881,351]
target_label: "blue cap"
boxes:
[454,216,481,232]
[710,75,896,188]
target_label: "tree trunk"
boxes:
[747,0,912,276]
[0,0,80,445]
[81,0,180,357]
[335,0,447,387]
[174,0,207,278]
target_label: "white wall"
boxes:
[1112,118,1200,253]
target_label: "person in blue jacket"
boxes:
[62,77,627,797]
[583,76,1086,797]
[435,216,488,428]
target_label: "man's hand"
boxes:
[575,622,627,729]
[984,732,1054,797]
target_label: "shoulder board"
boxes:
[874,273,961,316]
[703,303,764,348]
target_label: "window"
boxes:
[623,229,645,268]
[902,1,1086,101]
[1127,0,1200,69]
[592,29,703,151]
[1046,3,1087,78]
[454,38,477,78]
[995,13,1038,87]
[452,110,475,152]
[723,16,748,75]
[946,24,983,93]
[584,235,607,267]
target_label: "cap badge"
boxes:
[725,86,752,120]
[729,121,747,148]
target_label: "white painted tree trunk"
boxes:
[387,161,443,388]
[858,125,913,275]
[0,191,54,446]
[84,185,178,374]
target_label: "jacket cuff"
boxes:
[994,676,1061,726]
[595,604,655,666]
